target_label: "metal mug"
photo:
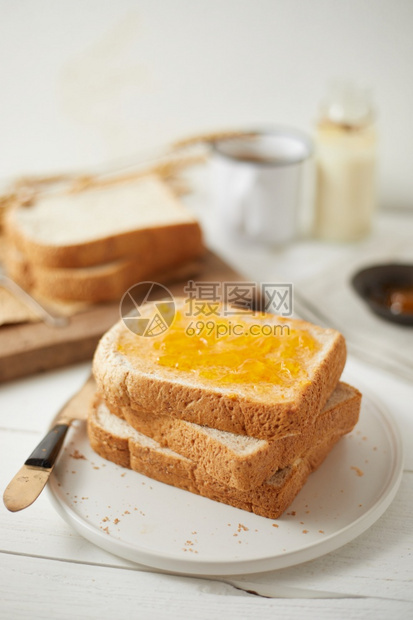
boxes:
[211,128,313,245]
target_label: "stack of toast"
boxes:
[88,298,361,519]
[3,176,203,303]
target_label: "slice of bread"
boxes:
[4,175,203,269]
[93,298,347,440]
[88,397,351,519]
[4,244,203,303]
[105,382,361,490]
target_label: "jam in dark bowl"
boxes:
[351,263,413,326]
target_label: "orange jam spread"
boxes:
[119,309,319,387]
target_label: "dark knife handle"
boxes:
[25,424,69,469]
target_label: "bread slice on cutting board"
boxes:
[4,243,202,303]
[4,175,203,269]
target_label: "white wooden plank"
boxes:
[0,553,412,620]
[1,428,412,602]
[0,362,91,432]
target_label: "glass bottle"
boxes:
[313,81,377,241]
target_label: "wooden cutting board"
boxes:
[0,251,250,383]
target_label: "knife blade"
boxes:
[3,374,96,512]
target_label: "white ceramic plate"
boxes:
[48,391,403,576]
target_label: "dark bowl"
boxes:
[351,263,413,326]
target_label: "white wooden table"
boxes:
[1,210,412,620]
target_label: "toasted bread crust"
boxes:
[105,382,361,490]
[93,301,347,440]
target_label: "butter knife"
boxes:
[3,375,95,512]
